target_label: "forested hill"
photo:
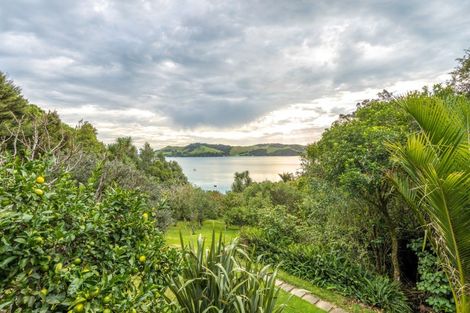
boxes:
[158,143,306,157]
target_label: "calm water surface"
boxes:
[167,156,302,192]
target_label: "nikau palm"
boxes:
[389,94,470,312]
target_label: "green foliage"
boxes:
[304,96,416,281]
[231,170,253,192]
[0,71,28,136]
[165,232,285,313]
[162,184,222,224]
[0,154,178,312]
[451,48,470,96]
[389,94,470,312]
[410,239,455,313]
[241,229,411,313]
[224,206,258,227]
[137,142,187,184]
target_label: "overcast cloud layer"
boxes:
[1,0,469,147]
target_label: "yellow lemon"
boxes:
[40,288,48,297]
[74,303,84,312]
[36,176,45,184]
[142,212,149,221]
[34,188,44,196]
[54,262,63,273]
[138,255,146,263]
[34,236,44,245]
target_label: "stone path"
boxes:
[275,280,348,313]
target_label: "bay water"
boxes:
[167,156,302,193]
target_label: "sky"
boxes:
[1,0,469,148]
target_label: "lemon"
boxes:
[36,176,45,184]
[54,262,63,273]
[138,255,146,263]
[103,295,112,304]
[34,236,44,245]
[73,258,82,265]
[40,288,48,297]
[90,287,100,297]
[74,303,84,312]
[34,188,44,196]
[142,212,149,221]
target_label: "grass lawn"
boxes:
[165,219,240,248]
[276,271,376,313]
[164,219,371,313]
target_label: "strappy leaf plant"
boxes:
[165,232,285,313]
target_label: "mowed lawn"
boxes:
[164,219,326,313]
[165,219,240,248]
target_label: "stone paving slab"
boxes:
[314,300,335,312]
[275,279,349,313]
[290,288,309,298]
[278,282,296,292]
[302,294,320,305]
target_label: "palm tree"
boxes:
[389,94,470,313]
[232,170,253,192]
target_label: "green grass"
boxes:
[165,220,374,313]
[165,219,239,247]
[276,271,377,313]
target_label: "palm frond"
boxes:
[389,94,470,313]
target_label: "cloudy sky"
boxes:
[1,1,469,148]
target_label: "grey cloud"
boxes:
[1,0,470,143]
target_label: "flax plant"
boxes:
[165,232,285,313]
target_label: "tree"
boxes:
[74,120,105,154]
[305,97,414,282]
[451,48,470,96]
[138,142,155,172]
[0,71,28,136]
[108,137,138,164]
[389,94,470,313]
[278,172,294,182]
[231,170,252,192]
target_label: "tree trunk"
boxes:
[389,224,400,282]
[382,207,401,282]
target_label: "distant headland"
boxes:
[157,143,306,157]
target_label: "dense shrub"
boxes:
[162,184,222,223]
[241,228,411,313]
[224,206,258,227]
[409,240,455,312]
[0,154,178,312]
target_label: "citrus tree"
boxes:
[0,154,178,312]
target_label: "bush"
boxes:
[409,239,455,313]
[165,232,285,313]
[0,154,178,312]
[224,206,258,227]
[241,229,411,313]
